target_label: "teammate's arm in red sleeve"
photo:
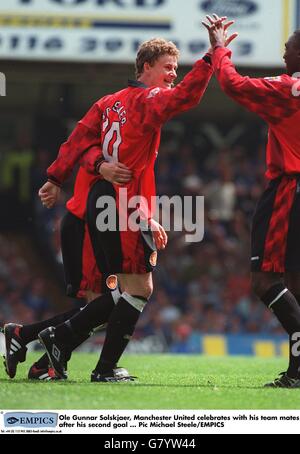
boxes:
[80,150,133,185]
[140,56,213,127]
[79,145,104,175]
[212,47,291,122]
[47,102,102,185]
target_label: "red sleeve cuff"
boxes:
[202,53,212,65]
[79,146,103,175]
[47,175,62,188]
[212,47,232,69]
[94,158,106,175]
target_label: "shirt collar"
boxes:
[128,79,147,88]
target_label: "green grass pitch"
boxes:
[1,353,300,410]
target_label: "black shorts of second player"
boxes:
[86,179,157,277]
[251,175,300,273]
[60,211,102,297]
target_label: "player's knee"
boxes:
[122,292,149,313]
[251,274,283,299]
[123,278,153,299]
[140,281,153,300]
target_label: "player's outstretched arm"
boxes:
[202,14,295,122]
[138,45,217,127]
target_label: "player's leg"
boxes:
[39,179,157,380]
[282,181,300,380]
[251,176,300,387]
[28,213,105,379]
[283,272,300,380]
[39,273,152,380]
[50,181,123,346]
[87,180,157,381]
[91,272,153,381]
[3,305,86,379]
[40,273,152,380]
[38,287,121,378]
[3,212,95,379]
[253,270,300,387]
[252,270,300,353]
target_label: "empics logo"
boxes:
[4,412,58,428]
[6,417,19,425]
[0,73,6,96]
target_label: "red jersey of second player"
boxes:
[66,167,99,220]
[213,47,300,180]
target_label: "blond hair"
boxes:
[135,38,180,78]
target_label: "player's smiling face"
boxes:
[143,54,178,89]
[283,34,300,75]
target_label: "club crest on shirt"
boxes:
[106,274,118,290]
[149,251,157,267]
[147,88,161,99]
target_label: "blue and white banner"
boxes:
[2,409,300,434]
[0,0,295,65]
[4,412,57,428]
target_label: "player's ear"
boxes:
[143,62,151,72]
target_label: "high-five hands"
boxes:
[202,13,238,49]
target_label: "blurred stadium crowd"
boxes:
[0,116,283,349]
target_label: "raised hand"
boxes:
[202,13,238,49]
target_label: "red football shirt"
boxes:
[47,57,213,217]
[213,47,300,180]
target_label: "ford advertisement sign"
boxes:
[200,0,258,17]
[0,0,292,66]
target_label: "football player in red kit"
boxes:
[3,160,132,380]
[37,35,230,381]
[204,14,300,387]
